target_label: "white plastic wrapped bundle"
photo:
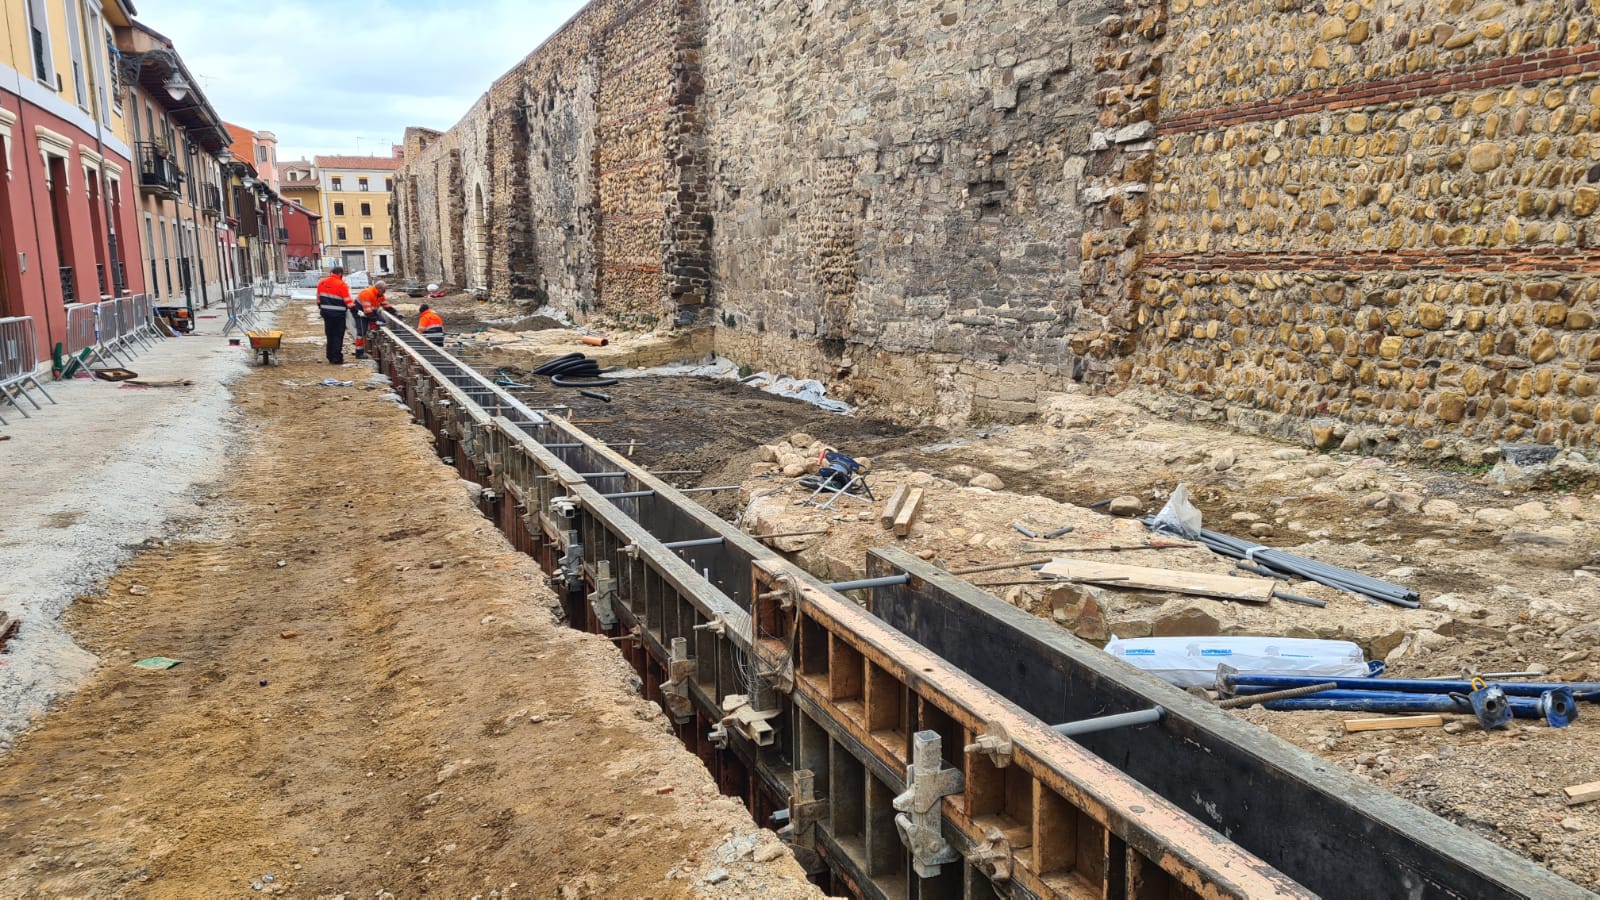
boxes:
[1104,636,1371,689]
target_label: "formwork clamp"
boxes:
[550,496,580,519]
[963,720,1014,768]
[660,636,696,723]
[590,560,619,630]
[709,694,779,748]
[893,730,964,878]
[969,825,1014,884]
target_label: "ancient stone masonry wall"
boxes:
[699,0,1120,420]
[1135,0,1600,450]
[395,0,687,321]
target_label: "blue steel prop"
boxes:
[1258,687,1577,728]
[1218,672,1600,702]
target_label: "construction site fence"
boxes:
[223,284,260,335]
[0,316,57,425]
[60,295,163,372]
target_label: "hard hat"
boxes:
[427,283,439,292]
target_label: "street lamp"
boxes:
[163,71,190,102]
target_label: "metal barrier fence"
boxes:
[58,295,163,372]
[0,316,56,425]
[223,285,258,335]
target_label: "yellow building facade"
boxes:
[312,152,400,276]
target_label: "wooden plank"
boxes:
[879,484,911,530]
[1038,559,1273,603]
[1342,715,1445,733]
[892,488,923,538]
[1564,780,1600,806]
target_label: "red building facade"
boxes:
[282,200,319,273]
[2,74,146,364]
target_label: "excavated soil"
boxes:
[0,307,816,898]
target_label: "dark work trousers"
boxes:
[321,309,348,364]
[352,312,372,358]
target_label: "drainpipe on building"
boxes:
[87,0,122,299]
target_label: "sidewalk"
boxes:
[0,308,268,747]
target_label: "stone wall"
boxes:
[395,0,1600,447]
[1134,0,1600,451]
[395,0,705,322]
[698,0,1120,418]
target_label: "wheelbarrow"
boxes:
[247,331,284,366]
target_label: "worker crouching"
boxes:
[353,281,397,359]
[418,305,445,347]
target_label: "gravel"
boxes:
[0,311,270,748]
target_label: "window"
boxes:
[25,0,54,84]
[100,21,116,118]
[332,201,344,216]
[384,178,393,192]
[378,254,389,272]
[331,176,342,190]
[336,226,347,241]
[358,177,369,191]
[362,227,373,241]
[359,202,371,217]
[256,146,266,164]
[63,0,87,109]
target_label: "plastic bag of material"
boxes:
[1150,483,1203,539]
[1104,635,1371,689]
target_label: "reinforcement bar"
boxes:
[371,312,1304,899]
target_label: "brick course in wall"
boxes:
[1136,0,1600,451]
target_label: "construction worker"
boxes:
[418,304,445,347]
[352,281,396,359]
[316,266,354,364]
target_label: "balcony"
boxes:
[137,143,183,198]
[201,183,222,216]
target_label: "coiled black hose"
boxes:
[532,352,585,376]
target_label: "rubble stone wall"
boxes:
[1133,0,1600,451]
[396,0,703,321]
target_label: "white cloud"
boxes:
[136,0,590,160]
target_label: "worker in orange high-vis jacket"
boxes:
[352,281,396,359]
[316,266,354,364]
[418,304,445,347]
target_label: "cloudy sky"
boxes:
[139,0,590,161]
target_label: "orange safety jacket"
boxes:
[418,309,445,337]
[356,286,392,316]
[316,275,352,313]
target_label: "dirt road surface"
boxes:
[0,308,815,898]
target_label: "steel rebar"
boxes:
[1217,682,1339,710]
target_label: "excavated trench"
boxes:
[376,320,1591,900]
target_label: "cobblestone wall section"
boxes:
[1135,0,1600,451]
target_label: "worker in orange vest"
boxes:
[352,281,395,359]
[418,305,445,347]
[315,266,354,364]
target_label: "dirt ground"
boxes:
[0,306,815,898]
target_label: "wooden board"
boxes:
[880,484,912,530]
[1342,715,1445,733]
[892,488,924,538]
[1564,780,1600,806]
[1038,559,1273,603]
